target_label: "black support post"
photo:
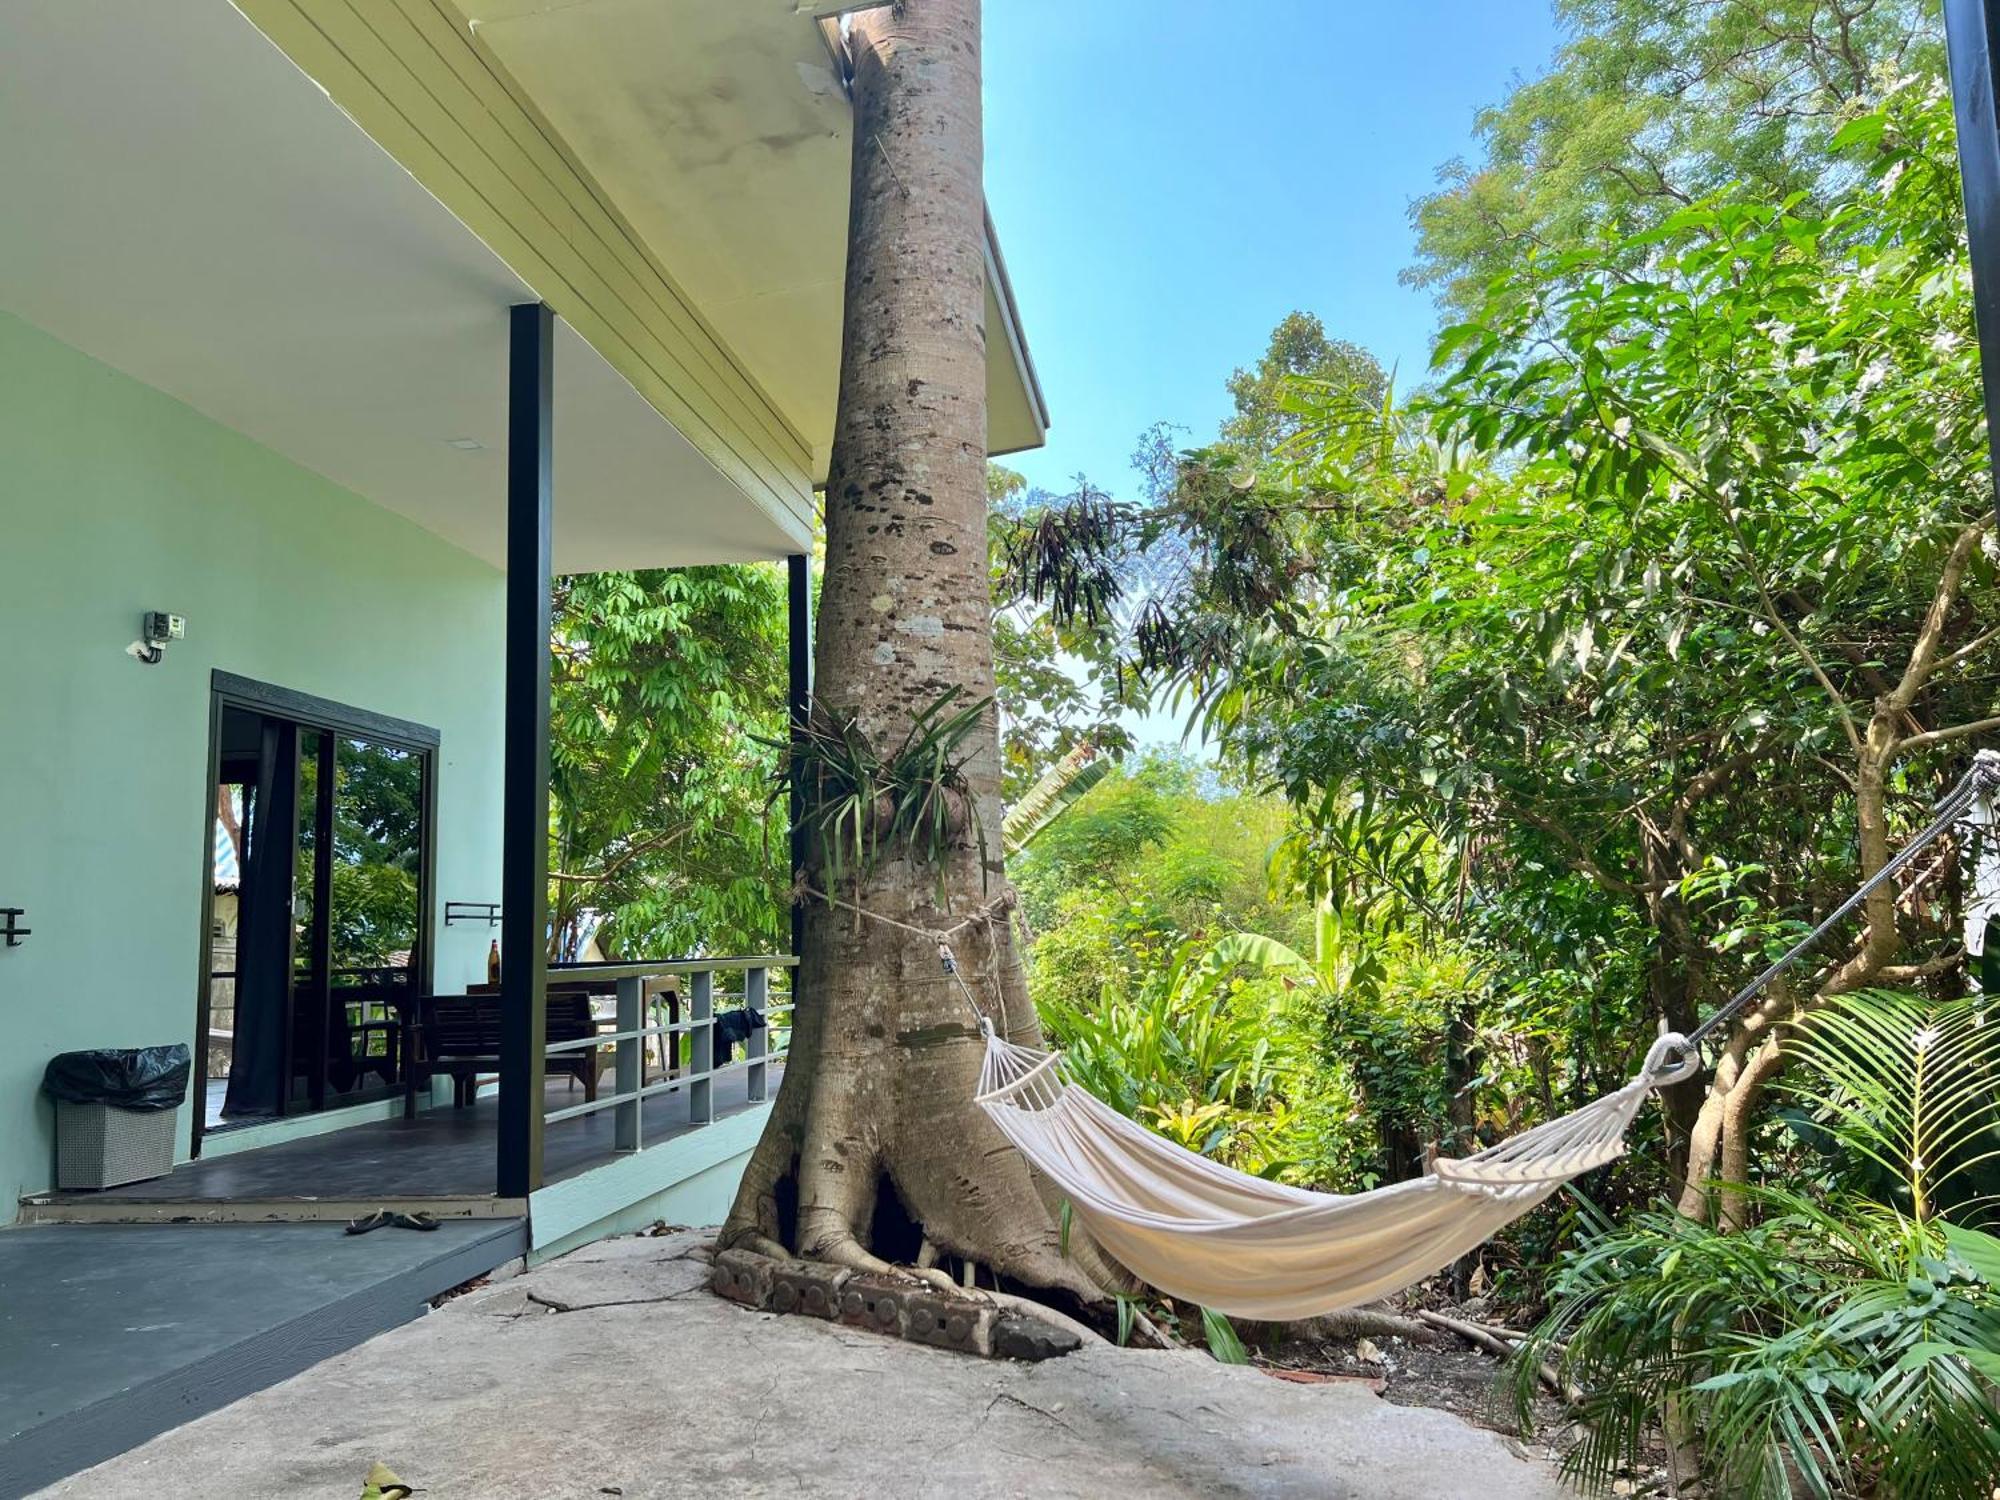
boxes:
[787,552,812,958]
[1947,0,2000,525]
[499,302,553,1199]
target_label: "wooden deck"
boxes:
[22,1066,779,1224]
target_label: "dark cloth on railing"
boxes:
[713,1007,766,1065]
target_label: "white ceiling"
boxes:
[452,0,1050,472]
[0,0,805,572]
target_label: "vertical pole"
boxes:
[499,302,553,1199]
[689,970,714,1127]
[305,731,335,1113]
[786,552,812,958]
[614,975,642,1151]
[745,966,769,1102]
[1946,0,2000,526]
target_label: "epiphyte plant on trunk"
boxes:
[767,686,993,908]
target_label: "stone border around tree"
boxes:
[710,1247,1082,1361]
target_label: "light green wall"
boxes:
[528,1151,753,1265]
[0,310,507,1213]
[525,1103,769,1253]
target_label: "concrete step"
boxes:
[0,1217,526,1498]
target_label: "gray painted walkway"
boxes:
[43,1231,1564,1499]
[0,1219,523,1498]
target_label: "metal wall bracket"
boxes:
[1,909,29,947]
[445,902,502,927]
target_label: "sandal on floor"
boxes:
[389,1211,440,1232]
[345,1209,392,1236]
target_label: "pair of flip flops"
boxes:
[345,1209,440,1235]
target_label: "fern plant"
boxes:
[1513,992,2000,1498]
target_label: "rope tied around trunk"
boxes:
[791,877,1022,1029]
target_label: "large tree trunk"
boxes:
[721,0,1102,1299]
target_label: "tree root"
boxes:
[1414,1309,1580,1405]
[1125,1304,1183,1352]
[1249,1306,1430,1344]
[811,1229,955,1291]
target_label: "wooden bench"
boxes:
[418,987,600,1107]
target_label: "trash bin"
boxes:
[42,1045,191,1190]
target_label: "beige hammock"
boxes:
[975,1027,1699,1320]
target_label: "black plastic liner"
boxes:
[42,1045,192,1111]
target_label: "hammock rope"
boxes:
[1680,750,2000,1050]
[794,752,2000,1319]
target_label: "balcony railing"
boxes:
[538,956,795,1152]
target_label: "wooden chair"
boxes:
[334,975,409,1089]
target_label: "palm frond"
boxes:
[1003,741,1110,855]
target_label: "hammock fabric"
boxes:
[975,1027,1699,1320]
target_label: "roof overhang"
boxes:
[444,0,1050,474]
[0,0,806,572]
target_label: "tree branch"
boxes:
[1888,519,1990,716]
[1893,714,2000,757]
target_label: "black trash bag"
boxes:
[42,1045,192,1111]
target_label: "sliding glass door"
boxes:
[197,676,436,1145]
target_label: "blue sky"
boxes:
[984,3,1563,499]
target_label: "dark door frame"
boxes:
[192,670,441,1157]
[1948,0,2000,527]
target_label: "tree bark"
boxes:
[721,0,1104,1299]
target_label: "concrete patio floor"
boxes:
[42,1230,1566,1499]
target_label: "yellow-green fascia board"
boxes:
[233,0,817,547]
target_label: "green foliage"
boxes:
[1222,310,1387,463]
[1114,1293,1139,1348]
[327,861,418,968]
[1524,1190,2000,1498]
[1000,82,2000,1337]
[1200,1306,1250,1365]
[1038,928,1317,1176]
[549,566,787,959]
[989,462,1134,799]
[1785,991,2000,1224]
[316,738,424,969]
[1514,991,2000,1497]
[1019,759,1375,1185]
[1408,0,1941,315]
[1079,82,2000,1217]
